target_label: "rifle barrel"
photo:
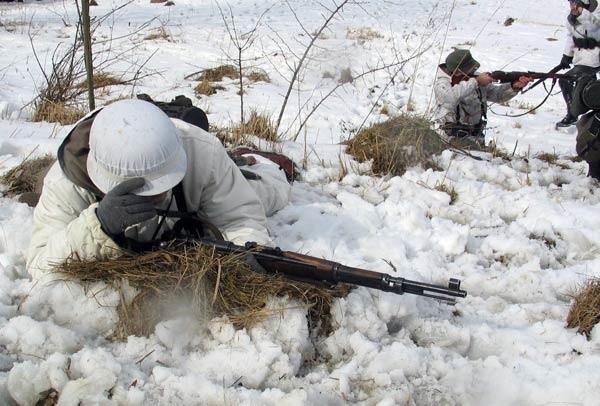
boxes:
[489,70,576,82]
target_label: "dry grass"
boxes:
[535,152,558,165]
[345,114,445,176]
[434,183,458,204]
[0,154,55,197]
[76,72,125,90]
[535,152,571,169]
[32,100,86,125]
[346,27,383,41]
[55,244,349,340]
[246,69,271,83]
[193,66,269,97]
[232,110,278,142]
[516,101,537,114]
[567,278,600,339]
[144,26,171,41]
[199,65,238,82]
[194,77,225,96]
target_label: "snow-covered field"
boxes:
[0,0,599,404]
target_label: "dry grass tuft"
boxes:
[55,244,349,340]
[346,27,383,41]
[232,110,278,142]
[144,26,171,41]
[567,278,600,339]
[0,154,55,197]
[535,152,571,169]
[535,152,558,164]
[434,183,458,204]
[194,77,225,96]
[76,72,125,90]
[32,100,86,125]
[345,114,444,176]
[199,65,238,82]
[246,69,271,83]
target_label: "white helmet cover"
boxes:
[87,99,187,196]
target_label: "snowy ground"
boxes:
[0,0,599,405]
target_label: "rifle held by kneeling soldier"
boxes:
[485,70,577,85]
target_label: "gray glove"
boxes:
[96,177,156,239]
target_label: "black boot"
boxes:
[555,114,577,128]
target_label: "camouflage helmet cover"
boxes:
[445,49,481,75]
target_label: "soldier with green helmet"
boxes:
[432,49,531,146]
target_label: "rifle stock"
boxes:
[159,238,468,304]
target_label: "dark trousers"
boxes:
[559,65,598,116]
[588,160,600,180]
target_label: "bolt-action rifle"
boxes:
[486,70,576,83]
[157,238,468,304]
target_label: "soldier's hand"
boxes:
[476,73,494,86]
[96,177,156,239]
[512,76,533,90]
[570,0,583,15]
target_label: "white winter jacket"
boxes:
[26,118,291,279]
[564,6,600,68]
[431,66,518,128]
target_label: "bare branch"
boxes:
[275,0,352,134]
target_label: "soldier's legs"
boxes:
[588,160,600,180]
[557,66,598,127]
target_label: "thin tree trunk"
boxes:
[81,0,95,110]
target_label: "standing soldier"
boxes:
[556,0,600,128]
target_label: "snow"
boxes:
[0,0,599,405]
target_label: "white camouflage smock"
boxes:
[431,66,518,129]
[27,119,291,279]
[564,5,600,68]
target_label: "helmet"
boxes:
[87,99,187,196]
[445,49,480,75]
[582,80,600,110]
